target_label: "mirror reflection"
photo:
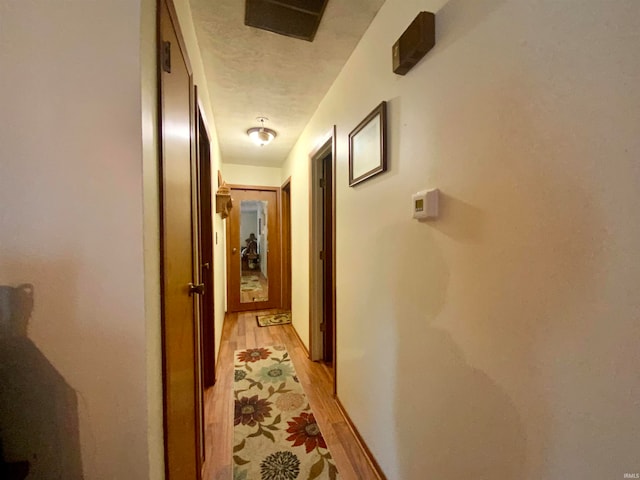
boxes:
[240,200,269,303]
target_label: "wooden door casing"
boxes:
[281,178,292,311]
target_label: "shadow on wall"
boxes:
[378,223,525,480]
[0,284,82,479]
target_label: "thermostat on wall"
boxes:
[412,189,439,219]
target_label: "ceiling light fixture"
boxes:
[247,117,277,147]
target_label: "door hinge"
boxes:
[319,250,324,260]
[162,41,172,73]
[320,322,326,332]
[319,178,325,188]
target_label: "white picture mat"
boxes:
[352,114,381,179]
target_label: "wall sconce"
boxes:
[247,117,277,147]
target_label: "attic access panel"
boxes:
[245,0,330,42]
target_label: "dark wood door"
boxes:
[197,108,215,389]
[226,187,281,312]
[321,154,334,364]
[159,1,202,478]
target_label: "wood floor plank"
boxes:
[202,310,382,480]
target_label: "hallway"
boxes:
[203,311,380,480]
[2,1,639,478]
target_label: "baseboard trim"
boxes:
[289,322,310,359]
[334,396,387,480]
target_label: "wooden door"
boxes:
[196,105,215,389]
[226,187,281,312]
[159,1,202,478]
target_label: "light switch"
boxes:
[412,189,439,220]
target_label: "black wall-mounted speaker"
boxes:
[392,12,436,76]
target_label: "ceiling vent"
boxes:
[245,0,330,42]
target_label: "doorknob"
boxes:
[188,282,205,296]
[232,248,237,254]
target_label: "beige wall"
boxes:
[0,0,225,478]
[281,0,640,478]
[140,0,164,477]
[0,1,150,478]
[222,163,284,187]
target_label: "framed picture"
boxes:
[349,101,387,186]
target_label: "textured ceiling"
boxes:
[190,0,386,167]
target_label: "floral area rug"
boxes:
[233,346,339,480]
[256,312,292,327]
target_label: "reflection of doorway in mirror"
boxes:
[240,200,269,303]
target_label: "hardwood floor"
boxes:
[202,310,381,480]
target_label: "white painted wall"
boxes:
[0,0,226,478]
[222,162,283,187]
[281,1,640,479]
[140,0,164,477]
[0,1,150,478]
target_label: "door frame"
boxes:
[308,126,337,394]
[225,185,282,313]
[280,177,292,311]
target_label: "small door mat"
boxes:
[257,312,292,327]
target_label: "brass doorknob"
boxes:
[232,248,237,254]
[188,283,205,296]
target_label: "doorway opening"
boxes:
[196,98,215,389]
[309,127,337,393]
[281,178,292,311]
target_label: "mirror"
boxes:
[240,200,269,303]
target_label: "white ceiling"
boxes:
[189,0,386,167]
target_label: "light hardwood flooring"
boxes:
[202,310,381,480]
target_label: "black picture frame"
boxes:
[348,101,387,187]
